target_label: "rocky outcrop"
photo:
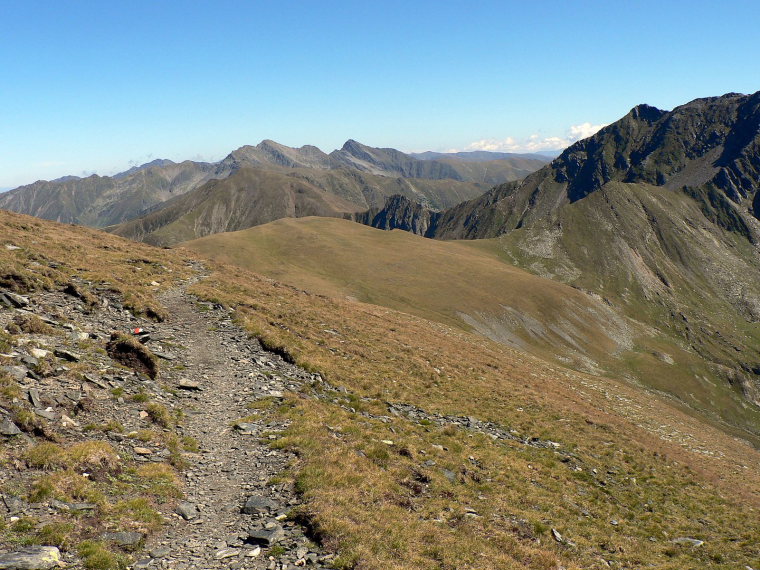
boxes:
[351,194,441,237]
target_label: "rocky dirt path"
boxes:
[137,282,332,570]
[0,271,333,570]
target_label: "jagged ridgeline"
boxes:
[351,91,760,435]
[0,139,548,244]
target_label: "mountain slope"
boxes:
[181,217,637,370]
[109,166,491,246]
[329,139,548,183]
[353,92,760,435]
[108,167,361,246]
[0,160,221,227]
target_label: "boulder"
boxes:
[0,546,61,569]
[175,501,198,520]
[0,418,22,436]
[101,531,143,547]
[241,495,277,514]
[247,525,285,546]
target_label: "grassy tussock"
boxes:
[106,332,159,379]
[9,313,55,335]
[24,441,120,471]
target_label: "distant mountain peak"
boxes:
[341,139,364,151]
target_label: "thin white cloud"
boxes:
[462,122,608,153]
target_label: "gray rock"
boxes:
[0,418,22,436]
[551,528,563,543]
[51,500,96,512]
[0,546,61,569]
[3,495,28,513]
[242,495,277,514]
[33,408,56,421]
[4,292,29,308]
[442,468,457,482]
[101,531,143,547]
[19,356,38,368]
[673,537,704,547]
[83,374,107,389]
[53,349,80,362]
[247,525,285,546]
[234,423,257,434]
[2,366,28,382]
[27,389,41,408]
[175,501,198,520]
[149,547,171,558]
[133,559,153,570]
[177,378,201,390]
[214,548,240,560]
[153,351,175,361]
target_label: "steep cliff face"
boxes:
[351,194,441,237]
[425,91,760,241]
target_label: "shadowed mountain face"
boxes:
[364,92,760,240]
[354,91,760,434]
[0,140,549,229]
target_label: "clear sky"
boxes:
[1,0,758,188]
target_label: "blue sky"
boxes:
[1,0,758,188]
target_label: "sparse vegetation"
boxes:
[24,441,119,471]
[190,261,760,569]
[10,313,55,335]
[77,540,128,570]
[145,402,173,428]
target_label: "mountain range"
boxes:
[0,140,548,236]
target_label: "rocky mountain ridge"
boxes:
[352,91,760,429]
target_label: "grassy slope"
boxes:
[2,209,760,568]
[477,182,760,441]
[182,217,635,368]
[182,216,760,445]
[0,210,197,566]
[193,261,760,570]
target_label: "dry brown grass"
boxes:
[0,210,195,319]
[2,208,759,568]
[192,263,760,569]
[9,313,55,335]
